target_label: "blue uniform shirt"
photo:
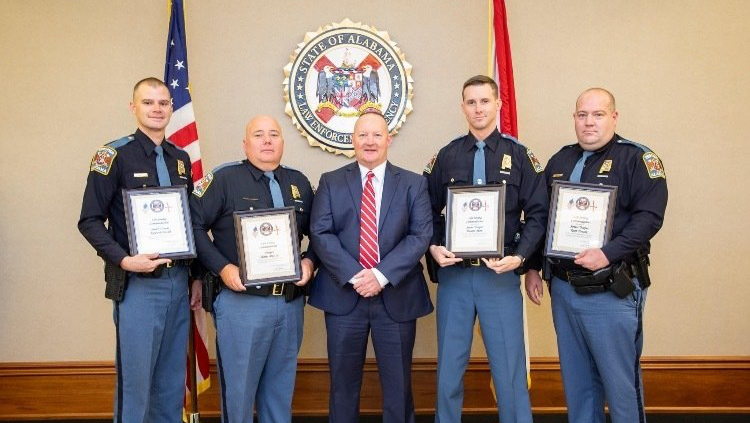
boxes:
[544,134,668,268]
[190,160,315,276]
[78,129,193,265]
[423,129,548,280]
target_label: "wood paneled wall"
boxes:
[0,357,748,419]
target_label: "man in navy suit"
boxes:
[309,112,433,423]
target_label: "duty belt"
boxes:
[553,264,635,284]
[456,258,485,268]
[240,282,305,302]
[142,259,192,278]
[244,283,288,297]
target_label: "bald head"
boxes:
[243,115,284,171]
[574,88,619,151]
[576,88,616,113]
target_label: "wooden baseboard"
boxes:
[1,357,748,419]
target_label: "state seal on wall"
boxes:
[283,19,413,157]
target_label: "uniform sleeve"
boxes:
[601,153,668,263]
[514,148,549,259]
[422,152,444,283]
[77,152,129,266]
[297,175,319,267]
[423,151,446,247]
[190,173,232,275]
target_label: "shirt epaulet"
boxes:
[106,135,135,149]
[448,134,465,145]
[500,132,524,147]
[164,138,187,152]
[281,164,301,173]
[212,161,244,174]
[617,138,653,153]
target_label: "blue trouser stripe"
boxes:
[114,302,123,423]
[635,291,645,423]
[213,312,230,423]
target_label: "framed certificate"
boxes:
[545,181,617,259]
[445,184,506,259]
[122,186,196,259]
[233,207,301,286]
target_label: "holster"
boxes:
[635,248,652,288]
[202,272,220,313]
[104,260,127,302]
[542,258,553,282]
[286,282,308,302]
[608,261,636,298]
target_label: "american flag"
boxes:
[165,0,203,178]
[163,0,211,415]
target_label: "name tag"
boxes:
[134,173,149,178]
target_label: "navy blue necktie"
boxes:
[473,141,486,185]
[154,145,171,187]
[569,151,594,183]
[264,171,285,208]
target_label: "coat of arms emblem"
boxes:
[284,19,413,157]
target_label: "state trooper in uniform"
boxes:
[424,75,547,423]
[78,77,201,423]
[190,115,315,423]
[525,88,668,423]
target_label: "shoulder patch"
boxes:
[526,149,544,173]
[192,172,214,197]
[423,154,437,174]
[90,146,117,175]
[642,152,666,179]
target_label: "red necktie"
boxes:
[359,171,379,269]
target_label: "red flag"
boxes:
[489,0,518,138]
[487,0,530,394]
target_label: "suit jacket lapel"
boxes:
[346,162,362,220]
[379,162,399,231]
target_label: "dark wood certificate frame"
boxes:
[445,184,506,259]
[233,207,301,286]
[544,181,617,259]
[122,186,196,260]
